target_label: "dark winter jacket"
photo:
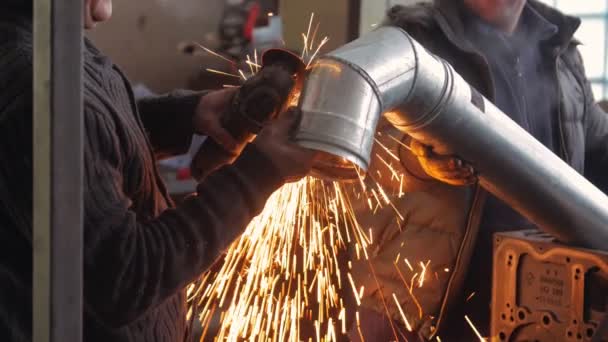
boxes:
[350,0,608,339]
[0,9,287,342]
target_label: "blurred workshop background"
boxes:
[86,0,608,196]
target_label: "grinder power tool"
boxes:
[190,49,306,181]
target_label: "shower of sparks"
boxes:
[374,138,400,162]
[466,292,476,302]
[301,33,309,59]
[393,262,423,319]
[302,13,315,58]
[189,177,378,341]
[245,55,255,74]
[465,315,487,342]
[376,154,400,181]
[300,13,329,69]
[187,13,428,342]
[246,55,261,73]
[306,37,330,68]
[195,43,258,87]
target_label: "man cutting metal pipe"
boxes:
[0,1,317,341]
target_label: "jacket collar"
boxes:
[433,0,581,53]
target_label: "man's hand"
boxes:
[410,140,477,186]
[192,66,296,160]
[253,107,319,182]
[193,87,245,155]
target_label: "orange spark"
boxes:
[388,134,413,152]
[307,37,330,68]
[194,43,235,65]
[405,258,414,272]
[374,138,400,162]
[393,262,424,319]
[418,260,431,288]
[238,69,248,81]
[302,13,315,58]
[393,293,413,332]
[465,315,486,341]
[205,68,241,79]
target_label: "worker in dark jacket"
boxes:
[0,1,317,342]
[349,0,608,340]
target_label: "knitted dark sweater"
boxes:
[0,12,286,342]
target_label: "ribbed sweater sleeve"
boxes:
[137,90,207,159]
[83,102,286,328]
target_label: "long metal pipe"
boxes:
[294,26,608,250]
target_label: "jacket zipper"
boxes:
[554,57,569,163]
[430,186,486,338]
[430,14,497,338]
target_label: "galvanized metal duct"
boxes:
[294,26,608,250]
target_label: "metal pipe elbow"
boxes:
[294,26,451,179]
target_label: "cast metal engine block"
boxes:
[492,230,608,342]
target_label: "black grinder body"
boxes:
[190,49,306,181]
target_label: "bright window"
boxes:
[538,0,608,100]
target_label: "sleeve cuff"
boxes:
[196,144,287,216]
[231,144,287,191]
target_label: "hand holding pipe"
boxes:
[190,49,305,181]
[294,26,608,251]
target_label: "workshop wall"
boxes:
[360,0,429,35]
[87,0,427,93]
[88,0,226,93]
[280,0,428,55]
[279,0,350,52]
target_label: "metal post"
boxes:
[604,0,608,99]
[33,0,84,341]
